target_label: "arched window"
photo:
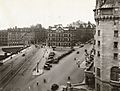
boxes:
[111,66,120,81]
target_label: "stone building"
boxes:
[47,24,75,47]
[8,26,35,46]
[94,0,120,91]
[0,30,8,46]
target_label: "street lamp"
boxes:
[37,62,39,73]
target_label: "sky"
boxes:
[0,0,96,29]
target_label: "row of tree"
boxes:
[67,20,96,44]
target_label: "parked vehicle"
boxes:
[46,59,54,63]
[76,51,79,54]
[22,53,25,57]
[43,65,50,70]
[48,56,54,59]
[45,62,52,67]
[53,58,59,64]
[49,52,55,56]
[80,44,84,47]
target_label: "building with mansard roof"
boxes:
[47,24,75,47]
[93,0,120,91]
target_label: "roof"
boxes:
[105,0,115,5]
[101,4,113,8]
[99,0,120,9]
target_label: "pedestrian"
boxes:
[74,57,76,61]
[43,78,47,83]
[68,76,71,81]
[78,64,80,68]
[37,81,39,86]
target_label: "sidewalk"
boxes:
[57,60,94,91]
[57,45,94,91]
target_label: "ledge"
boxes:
[110,80,120,87]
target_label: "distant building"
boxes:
[47,24,75,47]
[94,0,120,91]
[31,24,47,44]
[7,26,35,46]
[0,30,8,46]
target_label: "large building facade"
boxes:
[94,0,120,91]
[47,24,75,47]
[0,30,8,46]
[8,26,35,46]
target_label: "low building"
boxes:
[47,24,75,47]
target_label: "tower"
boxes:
[94,0,120,91]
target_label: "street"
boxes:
[2,45,66,91]
[0,45,38,91]
[23,44,92,91]
[0,44,93,91]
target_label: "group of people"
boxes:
[85,47,95,66]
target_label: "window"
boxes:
[48,38,50,41]
[64,34,68,37]
[52,38,55,41]
[97,20,99,25]
[52,34,55,37]
[114,30,118,37]
[114,53,118,60]
[111,67,120,81]
[112,87,120,91]
[97,83,100,91]
[98,41,100,46]
[94,40,96,45]
[98,30,100,36]
[97,68,101,77]
[114,42,118,48]
[97,51,100,57]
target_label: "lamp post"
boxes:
[37,62,39,73]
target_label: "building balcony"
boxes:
[94,14,120,21]
[110,80,120,87]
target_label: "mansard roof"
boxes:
[105,0,114,5]
[100,0,120,9]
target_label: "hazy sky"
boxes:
[0,0,96,29]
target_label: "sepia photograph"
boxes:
[0,0,120,91]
